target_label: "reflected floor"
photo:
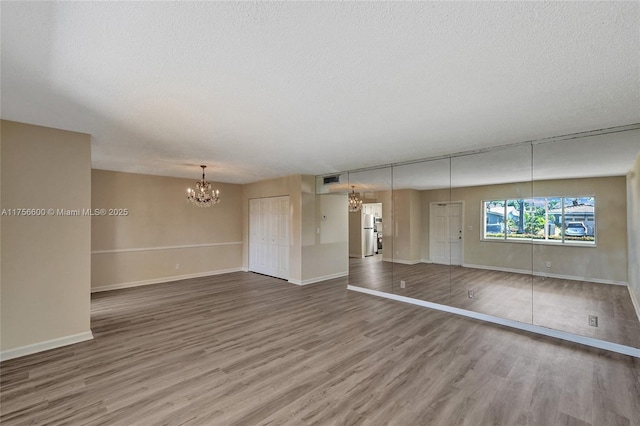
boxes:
[349,256,640,348]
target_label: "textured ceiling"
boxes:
[1,1,639,184]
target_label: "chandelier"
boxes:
[348,186,362,212]
[187,165,220,207]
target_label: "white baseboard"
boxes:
[347,285,640,359]
[381,258,421,265]
[91,268,243,293]
[396,259,422,265]
[289,271,349,286]
[462,263,529,276]
[421,259,433,264]
[0,331,94,362]
[349,254,364,258]
[462,263,628,286]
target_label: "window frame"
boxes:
[481,196,596,246]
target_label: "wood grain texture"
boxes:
[350,256,640,347]
[1,271,639,425]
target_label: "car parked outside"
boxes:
[564,222,587,237]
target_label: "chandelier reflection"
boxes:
[187,165,220,207]
[348,185,362,212]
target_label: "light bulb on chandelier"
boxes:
[348,185,362,212]
[187,165,220,207]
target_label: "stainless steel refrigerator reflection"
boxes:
[363,214,375,256]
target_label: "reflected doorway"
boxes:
[362,203,383,256]
[430,202,463,266]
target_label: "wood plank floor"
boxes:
[2,271,640,425]
[350,256,640,348]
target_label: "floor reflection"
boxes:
[348,256,640,347]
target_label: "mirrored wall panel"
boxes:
[391,158,451,304]
[347,167,393,293]
[322,126,640,352]
[449,145,533,324]
[532,132,640,348]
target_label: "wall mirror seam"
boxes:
[316,124,640,355]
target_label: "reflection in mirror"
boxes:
[391,158,451,305]
[532,130,640,348]
[346,168,393,293]
[326,127,640,352]
[449,145,533,323]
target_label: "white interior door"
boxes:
[430,202,463,266]
[249,196,290,280]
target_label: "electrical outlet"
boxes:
[546,261,552,268]
[175,263,180,270]
[589,315,598,327]
[400,280,406,289]
[468,289,474,299]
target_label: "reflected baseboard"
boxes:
[289,271,349,286]
[462,263,628,286]
[347,285,640,359]
[381,258,421,265]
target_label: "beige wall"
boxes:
[301,177,348,283]
[393,189,422,263]
[417,176,628,283]
[93,171,346,290]
[451,181,535,272]
[91,170,243,290]
[628,154,640,320]
[1,121,92,356]
[531,176,627,282]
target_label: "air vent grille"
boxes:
[323,175,340,185]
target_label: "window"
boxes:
[482,196,595,244]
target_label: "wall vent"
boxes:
[323,175,340,185]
